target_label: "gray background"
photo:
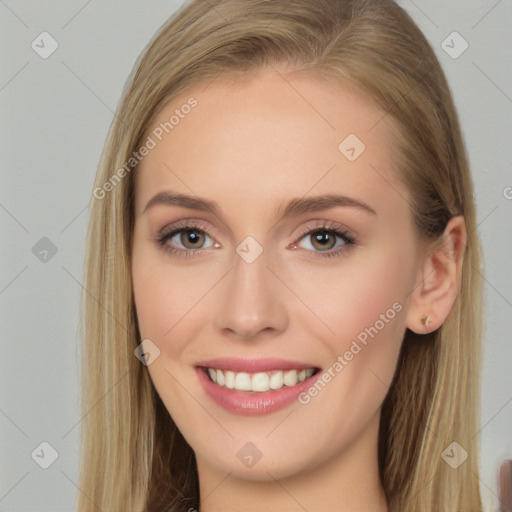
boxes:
[0,1,510,510]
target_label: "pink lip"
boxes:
[195,357,317,373]
[195,360,320,416]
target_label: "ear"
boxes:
[406,215,467,334]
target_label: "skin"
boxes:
[131,66,466,512]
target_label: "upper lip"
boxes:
[195,357,320,373]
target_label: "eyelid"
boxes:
[156,218,217,239]
[293,219,357,241]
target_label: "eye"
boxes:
[294,221,356,259]
[171,228,212,250]
[154,221,217,258]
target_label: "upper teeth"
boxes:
[206,368,315,392]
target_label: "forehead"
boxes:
[134,68,410,222]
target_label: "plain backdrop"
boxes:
[0,1,511,510]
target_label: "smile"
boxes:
[195,357,322,415]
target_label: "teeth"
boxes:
[225,370,235,390]
[252,372,270,392]
[205,367,316,392]
[283,369,298,387]
[269,371,283,390]
[234,372,252,391]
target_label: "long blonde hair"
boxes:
[78,0,485,510]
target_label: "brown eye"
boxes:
[180,229,206,249]
[155,223,216,256]
[294,224,356,259]
[309,231,337,251]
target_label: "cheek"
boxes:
[291,257,410,437]
[132,242,178,345]
[293,249,410,340]
[131,247,211,418]
[291,247,412,391]
[131,244,217,357]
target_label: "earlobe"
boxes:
[420,314,431,328]
[406,216,467,335]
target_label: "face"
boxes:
[131,67,421,482]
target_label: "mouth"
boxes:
[200,366,320,392]
[194,358,322,416]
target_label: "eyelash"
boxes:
[153,220,356,260]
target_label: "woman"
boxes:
[79,0,484,510]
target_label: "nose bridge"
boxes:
[232,242,271,295]
[213,241,288,338]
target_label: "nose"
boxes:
[213,246,289,341]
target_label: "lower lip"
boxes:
[196,367,318,416]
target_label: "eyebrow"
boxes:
[142,191,377,218]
